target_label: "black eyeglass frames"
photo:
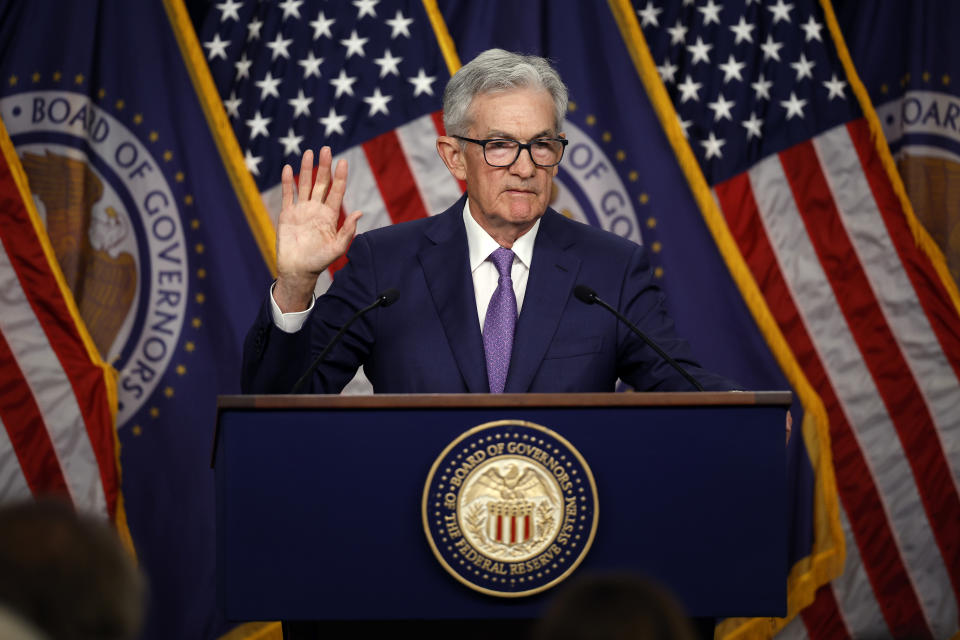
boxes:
[453,135,568,168]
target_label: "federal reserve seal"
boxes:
[422,420,598,597]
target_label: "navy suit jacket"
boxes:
[242,196,735,394]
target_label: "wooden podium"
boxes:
[214,392,789,623]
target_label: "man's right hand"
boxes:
[273,147,363,313]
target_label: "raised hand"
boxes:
[273,147,362,312]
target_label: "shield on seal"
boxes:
[487,500,534,545]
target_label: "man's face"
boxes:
[441,87,560,243]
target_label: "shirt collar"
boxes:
[463,198,540,272]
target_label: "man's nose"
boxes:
[509,146,537,177]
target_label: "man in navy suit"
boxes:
[241,49,734,395]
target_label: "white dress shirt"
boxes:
[270,198,540,334]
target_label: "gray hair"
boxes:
[442,49,569,137]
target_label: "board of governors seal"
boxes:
[422,420,599,597]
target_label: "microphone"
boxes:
[573,284,705,391]
[289,288,400,394]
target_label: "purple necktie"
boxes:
[483,247,517,393]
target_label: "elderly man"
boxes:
[241,49,734,395]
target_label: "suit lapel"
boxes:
[418,200,489,393]
[505,211,581,392]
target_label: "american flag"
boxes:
[199,0,461,298]
[0,119,119,523]
[633,0,960,638]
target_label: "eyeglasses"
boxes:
[454,135,568,168]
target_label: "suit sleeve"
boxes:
[615,244,741,391]
[240,234,379,394]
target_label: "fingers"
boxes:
[325,157,349,214]
[336,210,363,250]
[280,164,294,212]
[297,149,314,203]
[312,146,333,201]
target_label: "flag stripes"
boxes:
[714,120,960,638]
[714,167,933,638]
[0,195,114,518]
[0,415,33,501]
[0,329,70,497]
[362,129,430,225]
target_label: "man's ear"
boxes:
[436,136,467,181]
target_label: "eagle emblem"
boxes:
[21,150,136,359]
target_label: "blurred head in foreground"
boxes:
[0,499,145,640]
[533,573,698,640]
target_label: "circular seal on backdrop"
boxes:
[422,420,598,597]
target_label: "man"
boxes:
[241,49,734,395]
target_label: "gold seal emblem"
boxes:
[423,420,598,597]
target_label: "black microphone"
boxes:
[573,284,705,391]
[289,288,400,394]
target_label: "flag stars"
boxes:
[202,33,230,60]
[319,106,347,136]
[298,51,324,78]
[266,32,293,60]
[247,18,263,41]
[718,55,746,83]
[223,91,241,118]
[768,0,793,24]
[408,68,437,96]
[330,70,358,98]
[288,89,313,117]
[800,15,823,42]
[244,149,263,174]
[278,0,303,20]
[677,115,692,138]
[760,35,783,62]
[215,0,242,22]
[751,73,773,100]
[353,0,378,20]
[310,11,335,40]
[781,91,807,119]
[687,37,713,65]
[741,112,763,139]
[279,127,304,156]
[373,49,402,77]
[340,30,369,58]
[707,93,735,121]
[386,10,413,38]
[363,88,392,116]
[234,53,252,80]
[729,16,754,44]
[637,1,662,28]
[790,53,815,81]
[698,0,722,25]
[255,71,282,100]
[246,110,271,139]
[677,74,703,102]
[701,131,725,159]
[667,20,688,45]
[823,73,847,100]
[657,59,678,84]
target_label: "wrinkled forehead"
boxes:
[465,87,560,137]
